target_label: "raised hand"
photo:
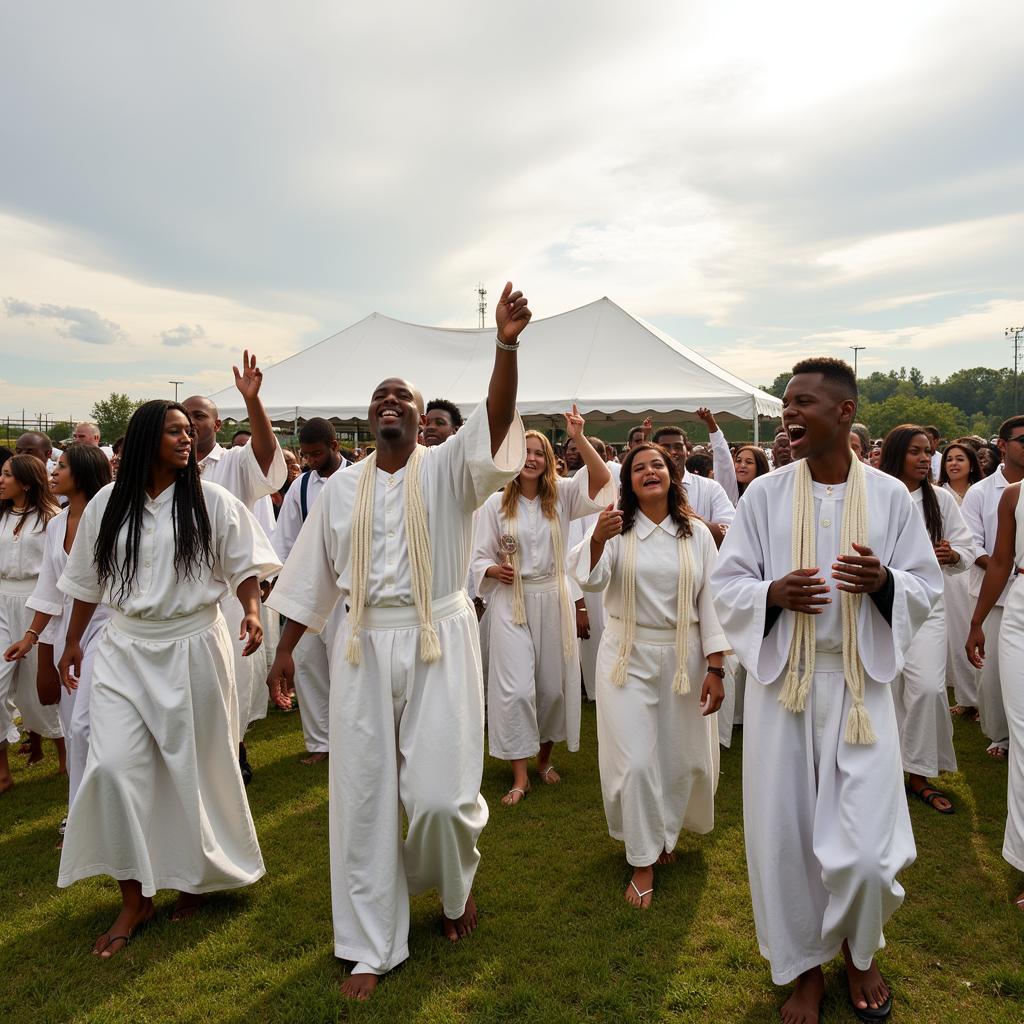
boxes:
[767,567,831,614]
[593,504,624,544]
[232,350,264,400]
[563,403,585,441]
[495,282,532,346]
[696,407,719,434]
[832,543,887,594]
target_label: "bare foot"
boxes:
[537,764,560,784]
[780,966,824,1024]
[300,752,329,765]
[171,892,206,922]
[657,849,677,865]
[93,899,154,959]
[340,973,378,1000]
[843,941,891,1014]
[1014,890,1024,912]
[26,752,44,767]
[442,891,478,942]
[625,866,654,908]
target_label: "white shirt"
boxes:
[59,481,281,620]
[272,466,345,562]
[708,429,739,506]
[267,402,525,634]
[471,468,615,596]
[682,468,735,526]
[197,441,286,512]
[571,512,726,652]
[911,485,975,578]
[961,465,1015,605]
[0,509,49,583]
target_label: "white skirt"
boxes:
[0,588,63,741]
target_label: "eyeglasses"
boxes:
[1007,435,1024,446]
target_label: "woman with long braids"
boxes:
[0,454,63,791]
[55,400,280,958]
[879,425,975,815]
[568,442,726,908]
[472,408,613,806]
[4,445,112,831]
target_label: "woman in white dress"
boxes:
[55,400,280,958]
[472,408,613,806]
[4,444,112,826]
[880,425,975,815]
[0,454,61,791]
[939,441,984,718]
[569,442,726,908]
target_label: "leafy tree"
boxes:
[91,393,144,442]
[858,394,967,441]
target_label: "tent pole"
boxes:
[752,396,759,444]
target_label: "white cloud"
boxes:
[160,323,208,347]
[4,297,125,345]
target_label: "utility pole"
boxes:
[1007,327,1024,411]
[169,380,184,402]
[477,283,487,328]
[850,346,866,378]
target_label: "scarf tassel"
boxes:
[419,622,442,663]
[345,630,362,666]
[844,700,877,745]
[671,665,691,696]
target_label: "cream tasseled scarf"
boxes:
[345,446,441,665]
[610,524,695,694]
[504,502,576,661]
[778,456,875,745]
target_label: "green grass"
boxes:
[2,703,1023,1023]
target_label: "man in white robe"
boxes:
[961,415,1024,758]
[265,282,530,1000]
[271,417,347,763]
[712,358,942,1024]
[182,352,285,782]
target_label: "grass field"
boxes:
[2,702,1023,1023]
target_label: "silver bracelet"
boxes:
[495,334,520,352]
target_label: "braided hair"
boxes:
[94,400,213,603]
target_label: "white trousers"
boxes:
[0,589,62,741]
[944,572,979,707]
[578,589,607,702]
[293,603,345,753]
[219,593,259,741]
[1000,587,1024,871]
[743,654,915,985]
[596,621,719,865]
[486,580,581,760]
[977,605,1009,745]
[58,607,265,897]
[892,603,957,777]
[328,594,488,976]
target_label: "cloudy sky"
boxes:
[2,1,1022,423]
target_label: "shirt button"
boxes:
[822,519,832,528]
[144,561,152,567]
[388,531,395,538]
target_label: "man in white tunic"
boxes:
[711,358,942,1024]
[183,351,285,781]
[961,415,1024,758]
[265,281,531,1000]
[271,418,347,763]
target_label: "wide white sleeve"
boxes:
[559,467,617,521]
[265,487,343,634]
[57,495,107,605]
[566,523,616,594]
[222,442,287,508]
[708,430,739,507]
[705,476,736,525]
[959,484,986,559]
[936,486,976,577]
[26,520,64,617]
[211,489,283,596]
[272,482,305,562]
[434,400,526,512]
[693,523,729,656]
[470,494,503,599]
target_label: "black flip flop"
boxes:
[847,989,892,1022]
[905,782,955,815]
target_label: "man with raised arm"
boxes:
[265,282,530,1000]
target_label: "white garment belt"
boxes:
[805,650,845,672]
[355,591,469,629]
[0,576,38,596]
[606,615,694,646]
[520,576,560,594]
[109,604,221,642]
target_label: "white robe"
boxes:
[56,481,281,897]
[999,485,1024,871]
[198,441,285,734]
[942,483,980,707]
[962,467,1015,745]
[266,401,525,977]
[472,469,614,760]
[0,510,63,743]
[569,514,726,865]
[711,462,942,984]
[891,485,974,777]
[27,510,112,806]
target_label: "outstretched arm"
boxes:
[487,282,532,457]
[233,350,279,475]
[564,404,611,499]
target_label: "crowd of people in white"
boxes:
[0,282,1019,1023]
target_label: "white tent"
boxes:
[210,297,782,439]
